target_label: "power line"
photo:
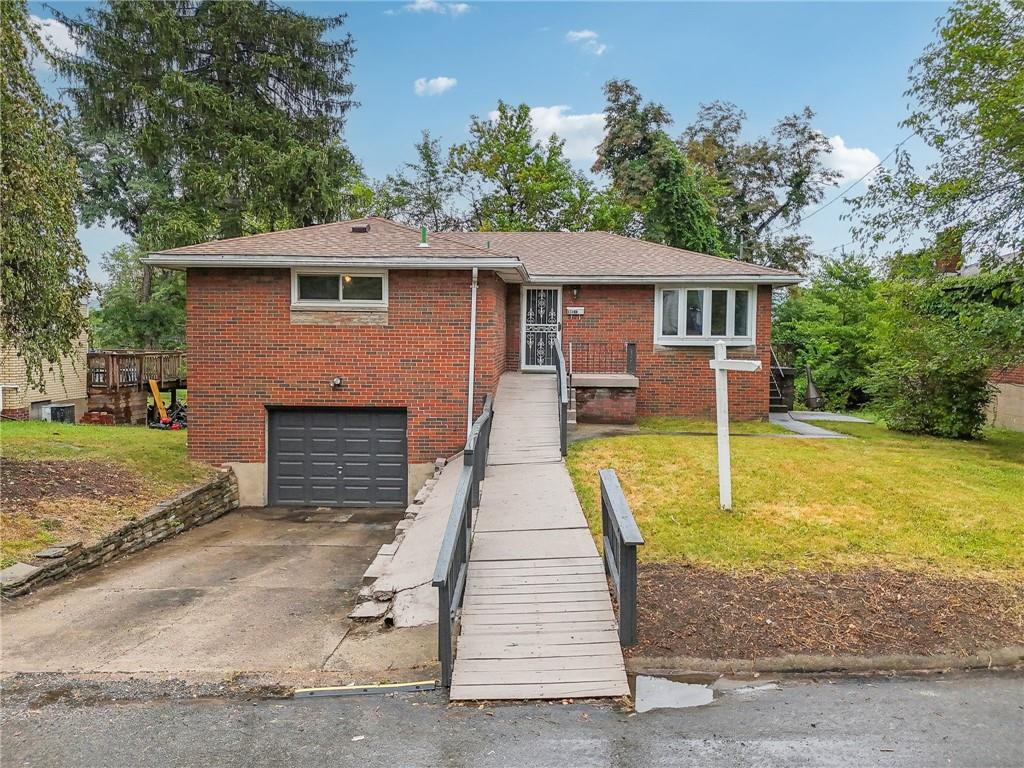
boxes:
[800,133,915,224]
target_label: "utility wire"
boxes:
[800,133,915,223]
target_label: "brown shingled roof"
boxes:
[439,231,797,279]
[154,217,495,259]
[151,218,800,280]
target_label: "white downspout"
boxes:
[466,267,479,440]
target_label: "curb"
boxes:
[626,645,1024,677]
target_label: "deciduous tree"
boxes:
[595,80,723,254]
[1,1,91,387]
[850,0,1024,263]
[681,101,841,271]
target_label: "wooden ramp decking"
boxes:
[449,373,630,701]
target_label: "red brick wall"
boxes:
[475,271,507,407]
[575,387,638,424]
[505,283,772,420]
[992,365,1024,386]
[186,268,505,466]
[505,285,521,371]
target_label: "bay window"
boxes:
[655,285,756,345]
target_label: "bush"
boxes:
[869,272,1024,439]
[870,317,994,438]
[773,256,882,410]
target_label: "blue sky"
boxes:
[31,1,948,282]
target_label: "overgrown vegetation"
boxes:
[773,256,883,411]
[775,255,1024,438]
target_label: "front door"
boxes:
[521,286,561,371]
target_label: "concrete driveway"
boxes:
[1,507,434,680]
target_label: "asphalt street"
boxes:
[2,671,1022,767]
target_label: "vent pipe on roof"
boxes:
[418,225,429,248]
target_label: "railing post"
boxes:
[437,584,453,687]
[464,447,478,508]
[598,469,644,648]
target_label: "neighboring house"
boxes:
[0,327,90,423]
[146,218,800,507]
[990,365,1024,431]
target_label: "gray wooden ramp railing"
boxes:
[432,394,494,688]
[440,372,631,701]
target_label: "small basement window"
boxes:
[292,270,387,310]
[655,285,756,345]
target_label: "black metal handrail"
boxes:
[553,343,569,457]
[568,341,638,376]
[599,469,645,646]
[432,393,494,688]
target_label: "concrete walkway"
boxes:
[449,373,629,701]
[770,410,871,438]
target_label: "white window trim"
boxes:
[653,284,756,346]
[291,267,388,311]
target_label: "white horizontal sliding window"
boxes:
[654,285,756,346]
[291,268,388,310]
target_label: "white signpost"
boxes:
[709,340,762,510]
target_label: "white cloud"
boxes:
[405,0,471,15]
[488,105,606,165]
[565,29,606,56]
[29,15,79,68]
[824,135,881,184]
[414,76,458,96]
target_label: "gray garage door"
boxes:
[268,409,407,507]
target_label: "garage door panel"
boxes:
[269,409,407,507]
[374,462,406,479]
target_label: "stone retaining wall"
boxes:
[0,469,239,598]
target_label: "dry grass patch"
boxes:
[1,421,215,567]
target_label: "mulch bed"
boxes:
[628,563,1024,659]
[2,459,142,510]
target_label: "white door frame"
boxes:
[520,285,562,372]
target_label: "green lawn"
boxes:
[1,421,214,567]
[637,416,788,435]
[568,421,1024,576]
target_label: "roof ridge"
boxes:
[428,230,521,259]
[592,231,799,276]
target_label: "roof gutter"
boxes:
[525,273,803,286]
[143,252,528,280]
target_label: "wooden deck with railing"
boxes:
[87,350,186,393]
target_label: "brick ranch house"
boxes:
[146,217,800,507]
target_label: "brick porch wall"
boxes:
[505,283,773,420]
[505,285,521,371]
[186,268,505,466]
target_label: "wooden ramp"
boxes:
[449,373,629,701]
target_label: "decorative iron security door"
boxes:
[522,287,561,370]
